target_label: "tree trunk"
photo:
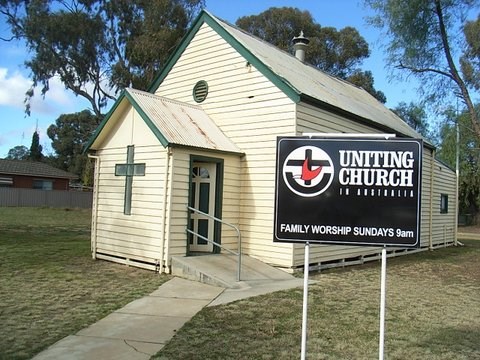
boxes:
[435,0,480,140]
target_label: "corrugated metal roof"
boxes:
[210,12,423,140]
[0,159,78,179]
[126,89,243,154]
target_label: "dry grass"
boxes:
[2,207,478,359]
[155,241,480,360]
[0,207,170,360]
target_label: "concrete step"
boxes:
[171,254,296,289]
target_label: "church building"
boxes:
[85,10,457,273]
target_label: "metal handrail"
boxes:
[187,206,242,282]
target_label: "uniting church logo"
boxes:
[282,145,334,197]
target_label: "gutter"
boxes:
[87,153,100,259]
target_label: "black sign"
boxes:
[274,137,422,247]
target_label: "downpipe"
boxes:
[87,153,100,260]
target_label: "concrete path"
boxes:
[32,254,308,360]
[32,277,224,360]
[33,275,306,359]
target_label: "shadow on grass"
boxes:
[417,326,480,357]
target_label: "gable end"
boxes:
[147,10,301,103]
[84,90,169,153]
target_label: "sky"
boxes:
[0,0,434,158]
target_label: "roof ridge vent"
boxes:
[292,31,309,62]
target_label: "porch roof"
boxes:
[86,88,243,155]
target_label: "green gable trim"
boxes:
[148,10,301,103]
[83,91,127,153]
[124,91,169,147]
[83,90,170,153]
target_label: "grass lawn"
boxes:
[2,207,478,359]
[0,207,169,360]
[155,240,480,360]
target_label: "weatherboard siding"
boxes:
[92,105,169,266]
[155,23,296,268]
[153,22,455,270]
[431,159,456,246]
[296,103,390,136]
[421,150,434,248]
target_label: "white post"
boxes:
[455,118,459,246]
[301,242,310,360]
[379,247,387,360]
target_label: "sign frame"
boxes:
[273,135,423,248]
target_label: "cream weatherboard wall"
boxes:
[431,159,457,246]
[154,22,296,268]
[90,101,243,271]
[91,104,170,270]
[153,21,457,270]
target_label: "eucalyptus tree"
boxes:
[0,0,205,117]
[366,0,480,141]
[437,108,480,218]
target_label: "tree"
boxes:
[5,145,29,160]
[347,70,386,104]
[366,0,480,141]
[461,15,480,92]
[437,108,480,220]
[235,7,386,103]
[28,130,43,161]
[0,0,205,117]
[392,101,432,140]
[47,110,100,185]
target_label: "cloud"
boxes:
[0,68,31,109]
[0,67,80,115]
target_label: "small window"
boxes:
[33,179,53,190]
[0,177,13,187]
[193,80,208,103]
[440,194,448,214]
[192,166,210,179]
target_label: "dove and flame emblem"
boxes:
[282,145,334,197]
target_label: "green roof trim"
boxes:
[83,91,126,153]
[124,91,170,147]
[148,10,301,103]
[83,90,170,153]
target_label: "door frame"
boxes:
[187,155,224,255]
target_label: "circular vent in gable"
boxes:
[193,80,208,103]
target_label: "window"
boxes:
[0,177,13,187]
[440,194,448,214]
[33,179,53,190]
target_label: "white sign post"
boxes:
[273,135,422,359]
[300,242,310,360]
[379,247,387,360]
